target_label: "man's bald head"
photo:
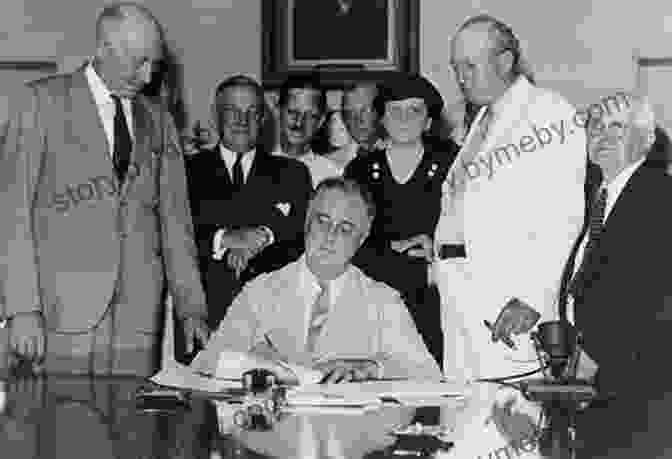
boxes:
[94,2,164,98]
[450,15,534,106]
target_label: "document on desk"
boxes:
[285,385,382,415]
[149,361,241,393]
[287,380,468,408]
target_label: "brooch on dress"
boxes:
[427,162,439,178]
[371,162,381,180]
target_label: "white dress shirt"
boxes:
[273,147,343,188]
[84,63,134,156]
[218,143,255,184]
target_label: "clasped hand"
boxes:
[391,234,433,262]
[490,298,541,349]
[215,227,269,276]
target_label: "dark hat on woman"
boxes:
[374,73,445,121]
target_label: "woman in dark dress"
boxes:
[344,73,459,367]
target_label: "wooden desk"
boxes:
[0,373,668,458]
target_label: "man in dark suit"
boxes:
[0,2,209,375]
[186,75,312,328]
[559,93,672,397]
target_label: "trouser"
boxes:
[44,300,161,377]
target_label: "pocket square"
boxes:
[275,202,291,216]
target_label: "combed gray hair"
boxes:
[95,2,162,44]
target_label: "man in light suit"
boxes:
[433,15,586,382]
[558,94,672,398]
[192,177,441,382]
[0,3,209,375]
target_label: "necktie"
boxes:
[452,105,490,192]
[569,187,608,299]
[111,95,132,182]
[306,282,330,354]
[232,152,245,190]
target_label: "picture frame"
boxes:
[262,0,419,88]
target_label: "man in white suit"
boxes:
[192,177,441,383]
[433,15,586,383]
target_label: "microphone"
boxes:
[524,321,596,402]
[533,321,578,381]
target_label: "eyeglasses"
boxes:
[219,105,264,124]
[310,213,359,239]
[385,104,427,121]
[285,108,322,124]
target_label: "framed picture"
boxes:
[262,0,419,87]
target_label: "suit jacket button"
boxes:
[120,232,128,240]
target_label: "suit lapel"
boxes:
[600,162,651,243]
[69,69,116,181]
[205,146,233,191]
[246,150,270,187]
[479,79,535,157]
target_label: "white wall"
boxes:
[0,0,261,129]
[3,0,672,126]
[421,0,672,110]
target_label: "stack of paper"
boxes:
[149,361,241,393]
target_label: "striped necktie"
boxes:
[306,281,330,354]
[569,186,608,299]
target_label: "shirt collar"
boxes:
[218,143,256,168]
[85,62,115,107]
[602,156,646,219]
[273,146,315,159]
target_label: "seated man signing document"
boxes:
[191,177,441,383]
